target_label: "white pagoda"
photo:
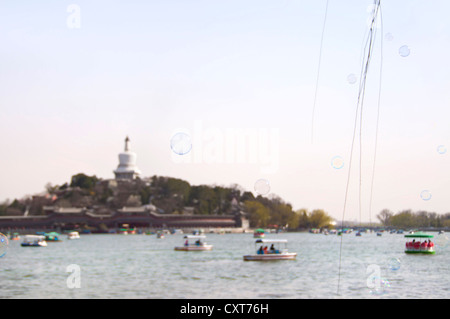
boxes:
[114,136,141,180]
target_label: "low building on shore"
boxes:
[0,204,248,232]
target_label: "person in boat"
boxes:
[258,246,264,254]
[421,240,428,251]
[263,246,268,254]
[184,239,189,246]
[269,244,275,254]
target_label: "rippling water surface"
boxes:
[0,232,448,298]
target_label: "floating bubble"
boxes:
[254,178,270,195]
[331,156,344,169]
[0,233,9,258]
[170,132,192,155]
[437,145,447,155]
[347,73,357,84]
[399,45,410,57]
[385,33,394,41]
[388,258,401,271]
[420,190,432,201]
[435,233,449,248]
[369,276,391,296]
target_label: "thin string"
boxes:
[337,0,381,296]
[368,7,383,226]
[311,0,329,144]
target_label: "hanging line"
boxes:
[337,0,382,296]
[311,0,330,144]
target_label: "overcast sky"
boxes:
[1,0,449,222]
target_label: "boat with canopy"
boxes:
[21,235,47,247]
[67,231,80,240]
[243,239,297,261]
[253,228,265,238]
[174,235,213,251]
[404,232,435,254]
[44,232,62,242]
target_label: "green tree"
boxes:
[189,185,217,214]
[377,209,393,226]
[0,199,10,216]
[70,173,99,190]
[308,209,333,228]
[296,208,309,229]
[390,210,416,228]
[244,200,270,228]
[270,203,299,229]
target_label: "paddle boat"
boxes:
[157,231,165,239]
[253,228,265,238]
[119,224,136,235]
[192,229,204,235]
[67,231,80,240]
[44,232,62,242]
[10,232,20,240]
[174,235,213,251]
[404,232,435,254]
[21,235,47,247]
[243,239,297,261]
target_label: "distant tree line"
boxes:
[377,208,450,228]
[243,197,334,230]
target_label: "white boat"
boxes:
[21,235,47,247]
[243,239,297,261]
[67,231,80,240]
[174,235,213,251]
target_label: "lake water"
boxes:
[0,231,448,299]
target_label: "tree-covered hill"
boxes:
[0,173,336,230]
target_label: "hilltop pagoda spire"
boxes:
[124,136,130,151]
[114,136,141,180]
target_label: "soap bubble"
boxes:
[437,145,447,155]
[170,132,192,155]
[0,233,9,258]
[331,156,344,169]
[369,276,391,295]
[385,33,394,41]
[420,190,432,201]
[347,73,357,84]
[387,258,401,271]
[254,179,270,195]
[435,233,449,248]
[399,45,410,57]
